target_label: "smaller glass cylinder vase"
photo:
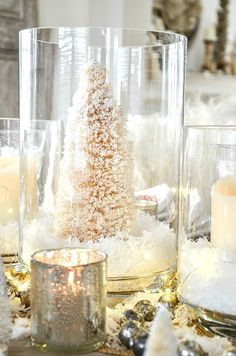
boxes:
[178,125,236,338]
[19,120,61,265]
[0,118,19,262]
[31,248,107,353]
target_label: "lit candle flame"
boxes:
[68,270,74,284]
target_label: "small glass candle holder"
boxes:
[178,125,236,339]
[0,118,19,262]
[30,248,107,353]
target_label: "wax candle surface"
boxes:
[0,157,19,225]
[211,175,236,254]
[0,156,38,225]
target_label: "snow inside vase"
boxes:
[178,125,236,339]
[19,28,186,294]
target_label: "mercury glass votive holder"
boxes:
[178,125,236,340]
[30,248,107,353]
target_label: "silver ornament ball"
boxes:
[131,328,148,350]
[177,340,206,356]
[132,331,149,356]
[223,348,236,356]
[118,321,140,348]
[158,292,178,311]
[134,300,156,322]
[120,309,144,326]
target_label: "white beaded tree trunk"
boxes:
[55,62,134,242]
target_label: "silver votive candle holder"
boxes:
[30,248,107,353]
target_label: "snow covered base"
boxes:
[9,290,233,356]
[106,290,232,356]
[179,239,236,316]
[21,211,176,290]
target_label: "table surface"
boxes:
[9,339,113,356]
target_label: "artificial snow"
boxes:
[0,222,18,256]
[11,318,30,341]
[179,239,236,315]
[22,211,176,282]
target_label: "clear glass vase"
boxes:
[178,125,236,339]
[19,120,61,264]
[0,118,19,262]
[20,27,186,296]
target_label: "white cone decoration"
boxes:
[0,258,12,346]
[55,61,134,242]
[144,306,177,356]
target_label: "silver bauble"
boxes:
[134,300,156,321]
[120,309,144,326]
[158,292,178,311]
[118,320,140,348]
[223,348,236,356]
[177,340,206,356]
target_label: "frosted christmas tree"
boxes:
[55,62,134,242]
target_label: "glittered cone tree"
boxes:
[0,258,12,344]
[215,0,229,71]
[55,62,134,242]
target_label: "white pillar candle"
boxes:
[0,157,19,225]
[0,156,38,225]
[211,175,236,254]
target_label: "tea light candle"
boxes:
[30,248,107,353]
[211,175,236,254]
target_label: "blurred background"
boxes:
[1,0,236,121]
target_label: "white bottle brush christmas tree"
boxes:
[55,61,134,242]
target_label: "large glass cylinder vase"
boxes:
[178,125,236,338]
[20,28,186,295]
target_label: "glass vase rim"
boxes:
[185,124,236,130]
[19,26,187,47]
[21,119,59,123]
[31,247,107,268]
[0,118,59,126]
[0,118,19,130]
[0,117,19,121]
[21,119,60,129]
